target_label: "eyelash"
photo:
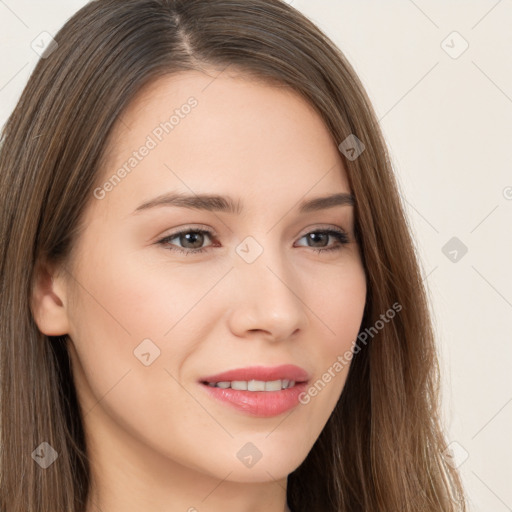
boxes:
[156,227,349,256]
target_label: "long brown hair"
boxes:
[0,1,467,510]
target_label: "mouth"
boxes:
[197,364,310,417]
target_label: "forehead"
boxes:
[94,69,351,217]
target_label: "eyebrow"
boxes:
[132,191,355,215]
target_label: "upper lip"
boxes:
[200,364,310,384]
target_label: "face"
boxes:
[43,69,366,491]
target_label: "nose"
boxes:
[226,243,309,342]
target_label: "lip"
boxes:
[200,381,309,418]
[198,364,311,418]
[199,364,310,384]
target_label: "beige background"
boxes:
[1,1,511,510]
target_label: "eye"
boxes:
[157,228,215,256]
[295,228,349,253]
[156,226,349,255]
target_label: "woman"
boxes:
[0,1,468,511]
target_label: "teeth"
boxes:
[206,379,296,391]
[248,380,266,391]
[264,380,282,391]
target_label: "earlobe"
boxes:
[30,262,70,336]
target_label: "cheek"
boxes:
[69,246,216,345]
[295,258,366,414]
[308,256,367,353]
[64,244,231,424]
[65,254,221,474]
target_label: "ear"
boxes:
[31,261,71,336]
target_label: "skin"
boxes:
[31,68,367,512]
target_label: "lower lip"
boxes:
[199,382,308,417]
